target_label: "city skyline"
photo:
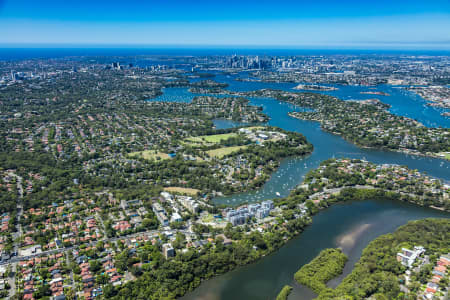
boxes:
[1,0,450,49]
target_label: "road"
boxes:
[66,251,75,291]
[0,228,193,266]
[307,184,430,203]
[7,172,24,299]
[1,176,193,269]
[308,185,375,200]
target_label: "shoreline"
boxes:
[360,91,390,96]
[211,152,314,204]
[286,112,450,162]
[180,189,449,300]
[293,84,339,91]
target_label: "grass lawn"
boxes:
[437,152,450,160]
[201,213,225,224]
[186,133,238,145]
[201,213,215,223]
[184,137,205,144]
[129,150,170,161]
[164,187,200,196]
[207,145,248,158]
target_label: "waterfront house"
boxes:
[396,246,425,268]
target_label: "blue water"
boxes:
[2,47,450,61]
[182,198,449,300]
[172,75,450,300]
[152,72,450,130]
[3,47,447,127]
[2,48,448,300]
[213,73,449,128]
[322,84,449,128]
[147,85,449,205]
[215,96,450,204]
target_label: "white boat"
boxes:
[276,192,281,197]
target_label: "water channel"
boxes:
[149,75,449,300]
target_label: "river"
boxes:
[181,199,448,300]
[148,75,449,300]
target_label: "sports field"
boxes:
[186,133,237,145]
[129,150,170,160]
[206,145,247,158]
[164,187,200,195]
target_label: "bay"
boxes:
[146,79,449,300]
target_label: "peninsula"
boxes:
[232,89,449,159]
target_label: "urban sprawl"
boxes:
[0,54,448,300]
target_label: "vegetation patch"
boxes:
[246,89,450,158]
[206,145,248,158]
[186,133,238,145]
[276,285,293,300]
[318,218,450,300]
[437,152,450,160]
[294,248,347,295]
[128,150,170,161]
[163,187,200,196]
[200,213,216,223]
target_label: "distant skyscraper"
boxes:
[112,62,120,70]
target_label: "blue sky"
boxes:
[1,0,450,48]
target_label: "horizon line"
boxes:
[1,42,450,51]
